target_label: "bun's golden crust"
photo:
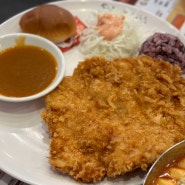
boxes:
[19,4,76,43]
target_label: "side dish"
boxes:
[19,4,76,43]
[153,155,185,185]
[139,32,185,73]
[0,33,65,102]
[79,12,146,60]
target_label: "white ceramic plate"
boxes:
[0,1,184,185]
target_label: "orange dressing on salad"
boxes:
[96,13,125,41]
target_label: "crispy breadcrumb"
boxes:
[41,55,185,183]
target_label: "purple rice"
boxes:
[139,32,185,73]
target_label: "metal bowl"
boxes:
[143,140,185,185]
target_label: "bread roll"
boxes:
[19,4,76,43]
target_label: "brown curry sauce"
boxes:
[0,42,57,97]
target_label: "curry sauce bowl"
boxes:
[0,33,65,102]
[143,140,185,185]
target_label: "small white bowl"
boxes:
[0,33,65,102]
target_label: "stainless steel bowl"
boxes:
[143,140,185,185]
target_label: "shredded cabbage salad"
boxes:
[79,11,148,60]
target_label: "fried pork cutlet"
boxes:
[41,55,185,183]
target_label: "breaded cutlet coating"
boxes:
[41,55,185,183]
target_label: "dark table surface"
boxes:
[0,0,61,24]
